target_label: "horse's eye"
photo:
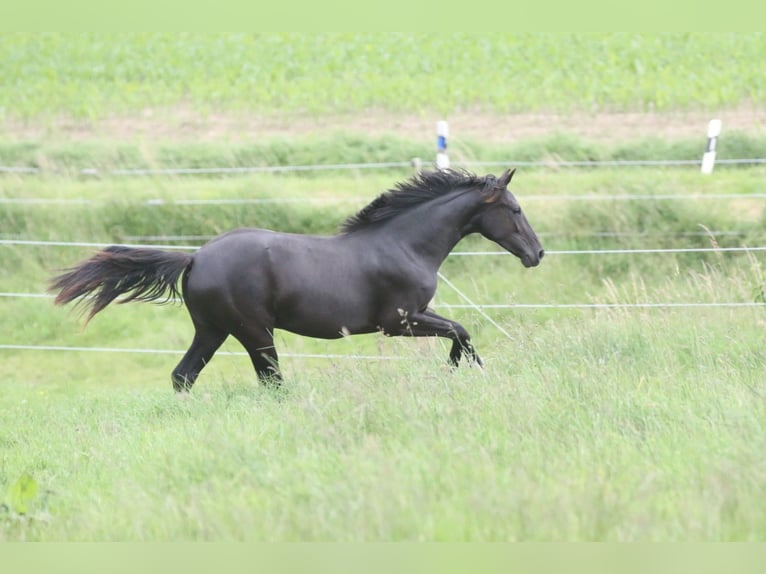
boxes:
[511,206,521,215]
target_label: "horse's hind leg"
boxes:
[171,323,228,392]
[231,326,282,387]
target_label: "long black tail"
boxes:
[49,245,194,323]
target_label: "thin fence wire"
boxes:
[2,298,764,360]
[111,232,755,245]
[435,302,766,309]
[454,246,766,256]
[2,157,766,178]
[3,238,766,257]
[466,158,766,168]
[3,291,764,310]
[1,230,759,244]
[5,192,766,207]
[436,271,513,340]
[0,239,196,250]
[0,343,405,361]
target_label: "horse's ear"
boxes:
[498,168,516,188]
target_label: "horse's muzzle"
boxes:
[521,249,544,268]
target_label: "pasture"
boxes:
[3,168,766,541]
[2,33,766,541]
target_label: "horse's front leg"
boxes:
[384,308,483,368]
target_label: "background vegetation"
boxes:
[1,33,765,541]
[2,33,766,119]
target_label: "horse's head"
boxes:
[471,168,544,268]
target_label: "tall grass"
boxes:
[3,289,766,541]
[3,170,766,540]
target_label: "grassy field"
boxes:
[2,312,765,541]
[2,33,766,541]
[2,33,765,121]
[3,168,766,541]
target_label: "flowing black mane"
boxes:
[340,169,497,233]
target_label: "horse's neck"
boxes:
[380,190,479,268]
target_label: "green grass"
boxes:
[3,298,766,541]
[2,33,765,121]
[3,32,766,541]
[3,169,766,540]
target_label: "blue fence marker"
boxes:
[436,120,449,170]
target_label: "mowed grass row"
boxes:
[2,168,766,540]
[2,33,765,120]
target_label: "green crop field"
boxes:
[2,32,766,120]
[2,33,766,541]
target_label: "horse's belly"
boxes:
[274,295,378,339]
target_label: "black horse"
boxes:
[50,168,543,391]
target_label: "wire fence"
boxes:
[2,156,766,178]
[0,343,405,361]
[5,191,766,208]
[3,297,764,360]
[4,154,766,361]
[4,291,765,361]
[3,291,766,310]
[3,238,766,257]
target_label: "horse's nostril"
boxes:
[538,249,545,260]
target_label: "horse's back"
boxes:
[194,227,338,268]
[189,227,309,288]
[190,228,274,279]
[186,226,354,302]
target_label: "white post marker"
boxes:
[436,120,449,170]
[701,118,722,174]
